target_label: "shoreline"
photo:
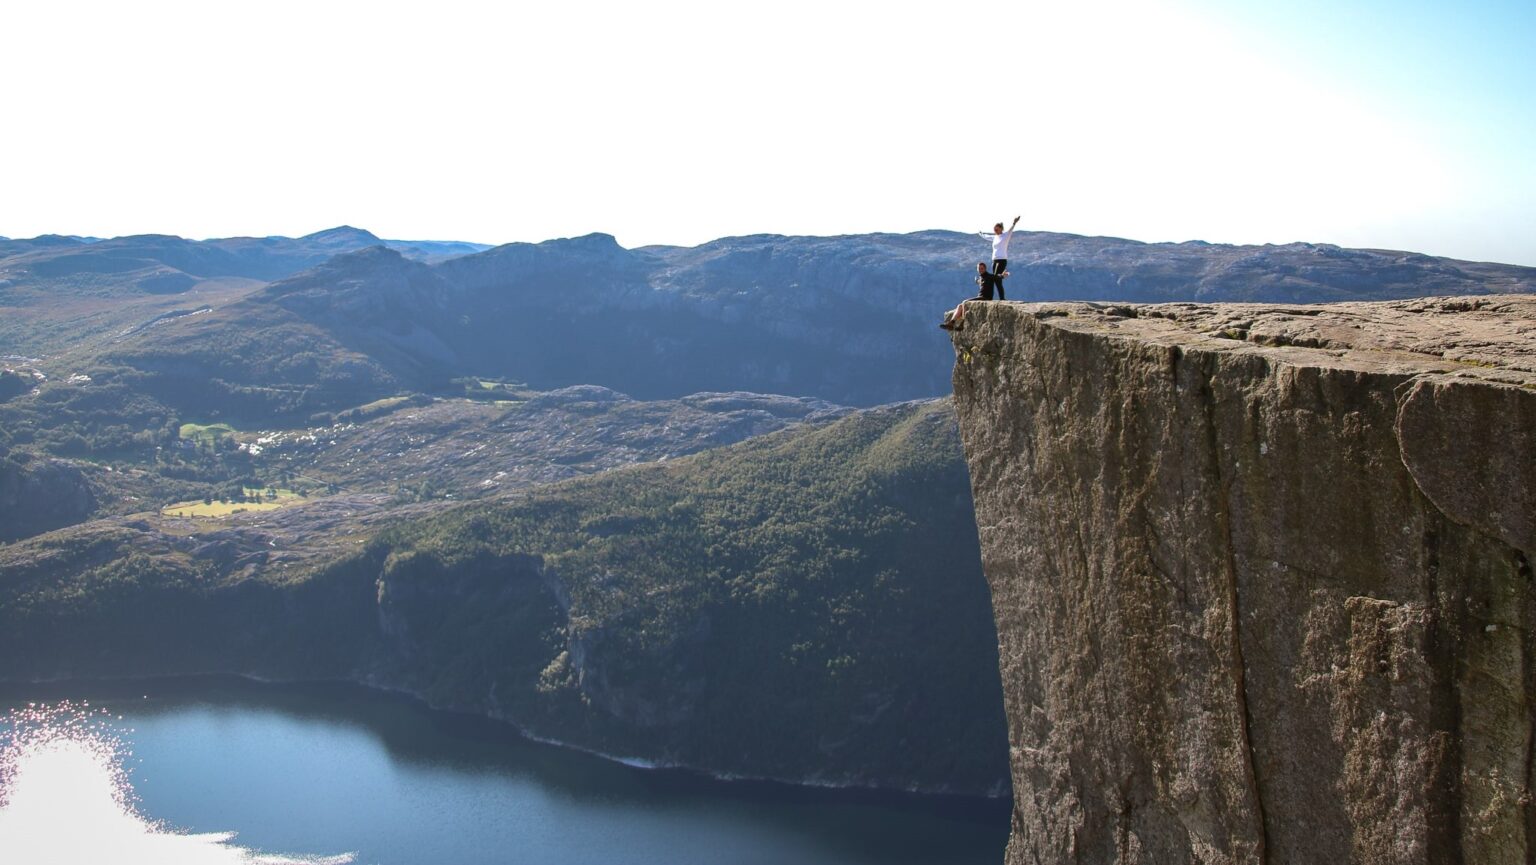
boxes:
[0,671,1012,803]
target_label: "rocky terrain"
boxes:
[262,386,848,496]
[949,295,1535,863]
[0,385,846,551]
[8,227,1533,415]
[108,232,1536,413]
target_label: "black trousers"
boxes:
[991,259,1007,300]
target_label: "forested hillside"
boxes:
[0,400,1008,793]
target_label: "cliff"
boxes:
[949,296,1535,863]
[0,454,97,542]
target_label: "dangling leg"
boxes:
[947,300,969,330]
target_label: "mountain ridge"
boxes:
[53,228,1531,419]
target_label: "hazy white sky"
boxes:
[3,0,1533,264]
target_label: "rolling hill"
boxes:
[73,229,1536,417]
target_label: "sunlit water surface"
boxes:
[0,700,350,863]
[0,680,1006,865]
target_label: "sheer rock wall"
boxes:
[949,296,1535,864]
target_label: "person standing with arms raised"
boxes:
[978,215,1020,299]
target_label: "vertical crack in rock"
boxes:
[1395,376,1536,556]
[1196,350,1271,864]
[1417,517,1466,865]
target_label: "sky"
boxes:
[2,0,1533,265]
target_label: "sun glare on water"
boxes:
[0,701,354,865]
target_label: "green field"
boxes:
[162,487,305,519]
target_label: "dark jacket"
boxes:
[975,271,1005,301]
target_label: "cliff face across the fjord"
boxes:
[949,296,1534,864]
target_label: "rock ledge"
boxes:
[950,296,1534,864]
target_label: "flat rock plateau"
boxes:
[949,296,1534,864]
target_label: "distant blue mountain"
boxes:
[0,226,489,286]
[384,238,495,259]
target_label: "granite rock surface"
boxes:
[950,296,1535,864]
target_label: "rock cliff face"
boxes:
[949,296,1535,864]
[0,456,97,542]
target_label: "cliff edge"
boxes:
[949,296,1535,864]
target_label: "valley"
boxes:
[3,225,1534,801]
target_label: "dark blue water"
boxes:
[0,678,1008,864]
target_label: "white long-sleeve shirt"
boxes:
[978,228,1014,260]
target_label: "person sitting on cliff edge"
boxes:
[940,262,1008,331]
